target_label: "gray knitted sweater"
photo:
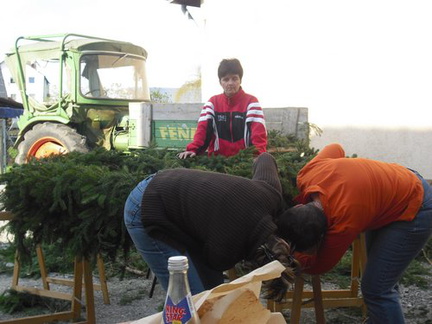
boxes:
[141,152,283,271]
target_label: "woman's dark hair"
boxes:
[275,203,327,252]
[218,58,243,80]
[248,234,300,302]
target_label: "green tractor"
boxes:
[4,33,155,163]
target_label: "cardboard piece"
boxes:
[200,288,271,323]
[127,261,287,324]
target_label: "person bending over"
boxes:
[124,152,298,300]
[276,143,432,324]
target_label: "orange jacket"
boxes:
[294,143,424,274]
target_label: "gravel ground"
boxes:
[0,271,166,323]
[1,268,431,324]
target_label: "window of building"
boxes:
[29,77,35,83]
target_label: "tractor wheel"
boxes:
[15,122,89,164]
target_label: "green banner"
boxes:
[153,120,197,148]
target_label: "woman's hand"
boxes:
[177,151,197,159]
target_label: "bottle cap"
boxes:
[168,256,189,271]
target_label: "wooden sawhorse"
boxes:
[0,211,110,324]
[267,234,367,324]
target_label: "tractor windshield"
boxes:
[80,53,149,100]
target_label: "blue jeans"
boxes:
[362,173,432,324]
[124,175,223,295]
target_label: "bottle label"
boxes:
[162,294,194,324]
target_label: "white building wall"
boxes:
[201,0,432,179]
[0,62,46,103]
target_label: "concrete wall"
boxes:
[152,103,309,139]
[128,103,308,149]
[264,107,308,140]
[311,126,432,180]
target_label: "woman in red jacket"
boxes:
[178,58,267,158]
[276,143,432,324]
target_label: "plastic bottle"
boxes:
[161,256,200,324]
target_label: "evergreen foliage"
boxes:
[0,133,318,265]
[0,289,69,315]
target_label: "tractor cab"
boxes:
[4,34,151,163]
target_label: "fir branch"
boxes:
[0,132,315,265]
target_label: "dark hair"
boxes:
[275,203,327,252]
[217,58,243,80]
[248,234,300,302]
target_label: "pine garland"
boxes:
[0,135,317,264]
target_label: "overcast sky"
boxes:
[0,0,202,88]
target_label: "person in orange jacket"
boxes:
[178,58,267,159]
[276,143,432,324]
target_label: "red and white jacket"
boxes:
[186,88,267,157]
